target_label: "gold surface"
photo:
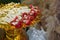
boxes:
[0,24,28,40]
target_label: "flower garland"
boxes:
[0,3,41,29]
[10,5,41,28]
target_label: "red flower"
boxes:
[23,19,31,25]
[15,20,22,28]
[29,10,35,15]
[13,16,18,22]
[29,4,34,8]
[29,16,35,20]
[27,15,35,21]
[25,20,31,25]
[10,16,19,25]
[22,12,27,17]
